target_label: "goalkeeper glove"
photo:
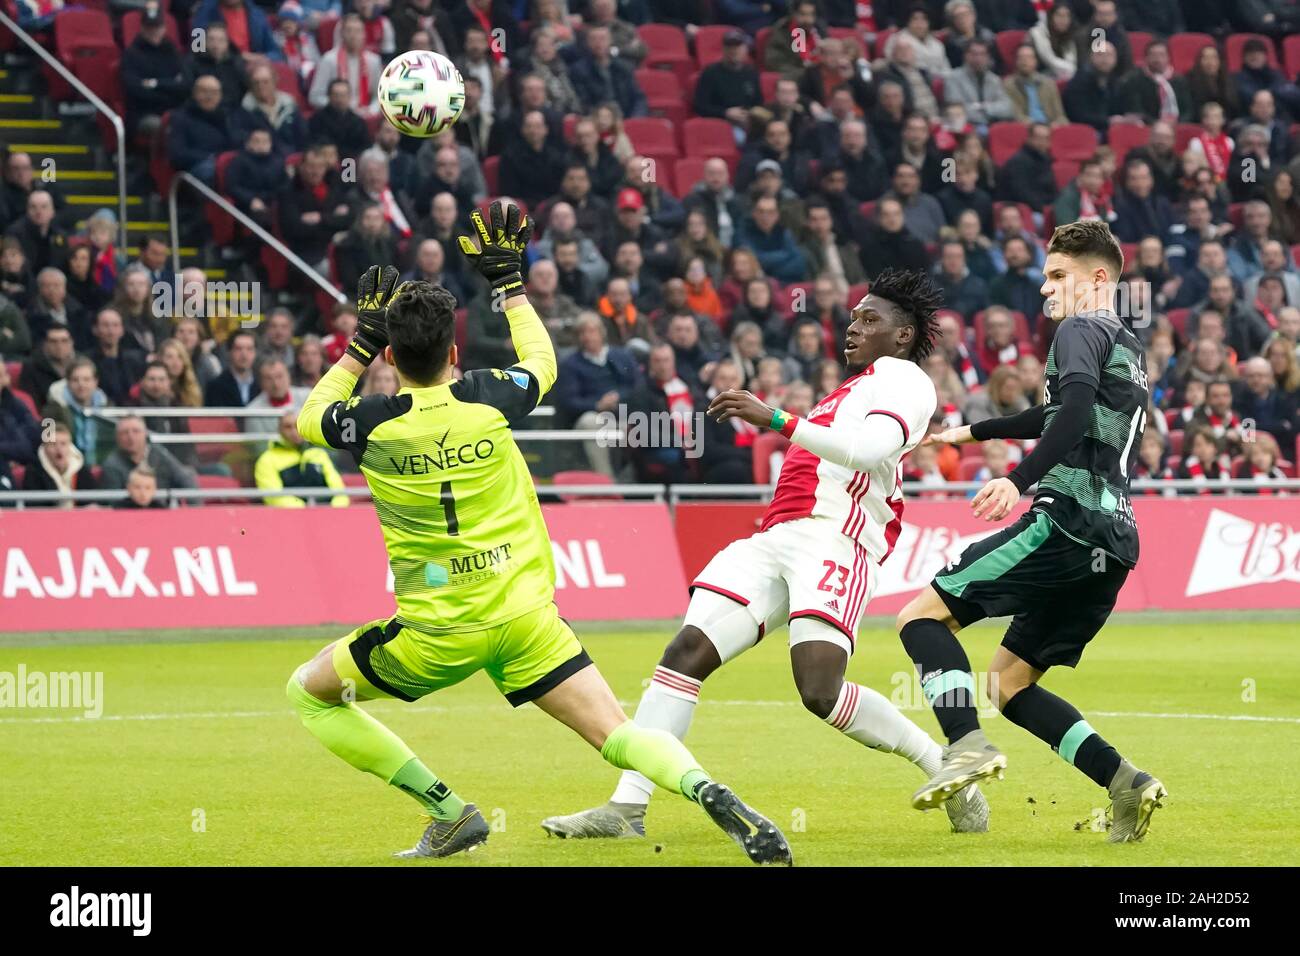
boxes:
[458,200,532,298]
[346,264,401,366]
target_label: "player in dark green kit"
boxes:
[285,201,791,864]
[895,221,1167,843]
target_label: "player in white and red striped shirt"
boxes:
[542,270,990,842]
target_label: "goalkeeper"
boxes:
[286,201,791,865]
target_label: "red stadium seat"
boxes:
[846,282,870,309]
[873,27,896,59]
[988,121,1028,166]
[341,472,369,489]
[316,15,339,53]
[1051,159,1079,190]
[1050,123,1099,162]
[551,470,620,502]
[198,474,241,505]
[4,361,21,384]
[48,9,117,101]
[1167,429,1184,459]
[206,151,240,246]
[639,23,693,82]
[994,29,1026,70]
[188,416,239,467]
[993,201,1035,232]
[858,200,876,221]
[482,155,499,195]
[1128,31,1153,63]
[8,462,23,487]
[751,431,788,484]
[273,61,308,111]
[76,54,125,120]
[693,24,733,68]
[1107,122,1149,165]
[760,70,781,102]
[682,117,738,159]
[960,442,986,460]
[1165,308,1190,337]
[9,386,37,420]
[1120,242,1139,268]
[958,457,987,481]
[1285,35,1300,80]
[623,117,678,157]
[674,156,709,196]
[121,9,180,47]
[1168,33,1215,74]
[1225,33,1277,72]
[754,27,772,69]
[636,68,680,106]
[1228,202,1246,231]
[1174,122,1203,154]
[151,111,175,196]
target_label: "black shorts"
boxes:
[931,508,1130,671]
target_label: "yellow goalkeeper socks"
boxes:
[286,674,465,820]
[599,720,710,802]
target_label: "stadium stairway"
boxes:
[0,45,234,287]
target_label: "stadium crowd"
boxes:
[3,0,1300,505]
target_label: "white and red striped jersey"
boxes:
[761,357,937,563]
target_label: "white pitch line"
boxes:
[2,702,1300,725]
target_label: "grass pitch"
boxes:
[2,615,1296,867]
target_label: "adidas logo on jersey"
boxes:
[824,598,840,611]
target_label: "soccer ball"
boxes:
[378,50,466,138]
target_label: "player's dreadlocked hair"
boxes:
[866,268,943,363]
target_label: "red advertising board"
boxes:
[675,498,1300,613]
[0,502,687,633]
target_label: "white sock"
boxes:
[609,665,702,805]
[826,682,942,777]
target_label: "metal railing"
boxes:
[91,405,556,418]
[0,8,128,249]
[5,478,1300,509]
[168,171,348,305]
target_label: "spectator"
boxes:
[191,0,285,61]
[500,111,567,207]
[953,208,1002,283]
[1004,44,1066,126]
[26,267,87,357]
[19,421,98,506]
[1028,1,1078,81]
[736,195,806,284]
[625,342,698,482]
[607,188,674,280]
[884,163,945,245]
[350,148,416,241]
[157,338,204,408]
[869,80,908,158]
[943,0,999,72]
[1076,0,1130,72]
[1177,426,1230,492]
[888,114,946,196]
[799,200,866,293]
[526,27,581,116]
[245,356,311,436]
[330,0,395,56]
[85,308,145,406]
[569,24,646,118]
[555,313,641,476]
[274,2,322,79]
[1228,200,1285,283]
[731,277,788,353]
[965,364,1031,424]
[226,125,288,240]
[1193,273,1272,359]
[697,358,755,482]
[972,438,1013,485]
[129,360,194,465]
[943,39,1012,132]
[113,464,167,509]
[609,238,665,314]
[996,122,1056,211]
[933,240,990,321]
[1127,121,1181,203]
[1237,432,1289,488]
[1243,240,1300,304]
[402,238,467,307]
[884,6,948,77]
[567,117,622,200]
[307,79,372,161]
[0,239,33,311]
[1053,159,1112,225]
[5,190,65,274]
[1265,334,1300,396]
[737,121,812,196]
[20,325,75,407]
[1187,46,1240,121]
[134,235,171,292]
[204,329,261,407]
[1228,124,1276,203]
[279,145,355,276]
[988,239,1046,331]
[111,265,165,356]
[526,258,583,348]
[309,14,381,118]
[663,309,719,387]
[236,63,309,156]
[1240,89,1289,165]
[683,158,745,249]
[62,243,111,317]
[46,358,108,466]
[855,197,929,278]
[100,415,197,492]
[0,359,39,492]
[334,205,401,296]
[319,305,358,366]
[1266,171,1300,247]
[256,409,348,506]
[937,156,994,235]
[168,76,237,185]
[692,30,761,131]
[1235,356,1298,449]
[1119,40,1191,125]
[536,201,609,290]
[596,275,655,347]
[258,308,297,370]
[448,0,521,59]
[1235,39,1296,125]
[121,3,188,135]
[1,152,57,230]
[1112,159,1175,244]
[1062,42,1124,135]
[186,21,246,111]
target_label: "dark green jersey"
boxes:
[1037,311,1148,566]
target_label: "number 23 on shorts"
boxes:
[817,560,850,597]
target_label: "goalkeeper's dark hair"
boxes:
[385,280,458,384]
[867,267,942,363]
[1047,219,1124,279]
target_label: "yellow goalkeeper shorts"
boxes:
[331,602,590,707]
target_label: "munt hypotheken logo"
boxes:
[49,886,151,936]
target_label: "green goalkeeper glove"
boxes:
[346,264,401,366]
[457,200,532,298]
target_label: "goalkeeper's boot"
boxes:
[1107,762,1167,844]
[912,728,1007,811]
[696,782,793,866]
[540,802,646,839]
[395,804,489,859]
[944,782,990,833]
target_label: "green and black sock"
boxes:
[1001,684,1122,788]
[900,618,980,744]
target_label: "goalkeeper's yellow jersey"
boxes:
[298,300,558,633]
